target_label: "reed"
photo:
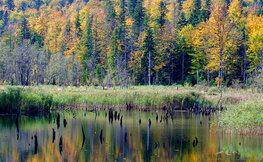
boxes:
[0,85,212,113]
[217,100,263,135]
[0,87,53,114]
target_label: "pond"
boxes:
[0,110,262,161]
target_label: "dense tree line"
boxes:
[0,0,263,89]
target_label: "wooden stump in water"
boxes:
[148,119,151,127]
[52,128,56,143]
[193,137,198,148]
[63,119,67,128]
[125,132,128,143]
[99,129,103,144]
[57,113,60,129]
[81,126,85,149]
[108,109,113,123]
[34,135,38,154]
[59,136,63,154]
[117,112,120,120]
[114,111,117,120]
[120,116,123,127]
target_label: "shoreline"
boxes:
[1,85,262,135]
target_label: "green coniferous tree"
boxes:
[157,1,168,28]
[75,13,82,38]
[6,0,15,10]
[68,0,74,5]
[30,32,44,47]
[108,27,119,71]
[17,17,31,44]
[65,20,71,36]
[133,0,144,35]
[105,0,116,30]
[188,0,202,26]
[142,24,155,85]
[34,0,42,11]
[80,15,93,84]
[18,1,27,11]
[178,12,187,29]
[3,10,9,27]
[128,0,137,16]
[200,0,211,21]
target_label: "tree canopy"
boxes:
[0,0,262,88]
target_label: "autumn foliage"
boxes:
[0,0,263,87]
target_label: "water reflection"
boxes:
[0,111,262,161]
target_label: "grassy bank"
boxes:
[1,85,262,135]
[203,87,263,135]
[217,100,263,135]
[0,85,212,114]
[0,87,53,114]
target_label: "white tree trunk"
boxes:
[197,70,199,86]
[148,51,151,85]
[182,49,184,85]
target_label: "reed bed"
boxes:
[0,85,210,114]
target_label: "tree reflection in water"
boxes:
[0,110,262,161]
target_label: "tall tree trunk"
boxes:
[91,52,95,85]
[256,69,259,93]
[207,68,210,91]
[243,30,247,89]
[72,53,77,86]
[100,65,103,88]
[9,25,13,84]
[182,49,184,85]
[148,51,151,85]
[216,48,223,109]
[197,70,199,86]
[124,38,128,88]
[91,31,95,85]
[261,55,263,94]
[26,68,30,86]
[122,25,128,88]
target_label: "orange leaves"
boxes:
[182,0,194,20]
[126,17,134,27]
[153,61,168,71]
[129,50,143,69]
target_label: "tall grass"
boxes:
[0,87,53,114]
[51,88,211,109]
[217,100,263,134]
[0,87,21,114]
[0,86,212,114]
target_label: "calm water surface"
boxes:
[0,110,262,161]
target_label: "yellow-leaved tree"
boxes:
[246,14,263,72]
[191,22,208,86]
[246,13,263,91]
[177,24,194,84]
[204,0,241,107]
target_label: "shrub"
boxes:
[207,87,220,95]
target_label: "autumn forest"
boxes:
[0,0,262,87]
[1,0,263,160]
